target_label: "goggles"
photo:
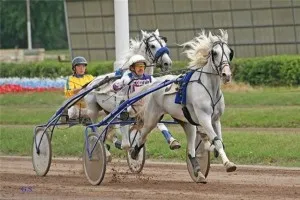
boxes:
[134,63,146,68]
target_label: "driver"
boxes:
[111,55,181,150]
[64,56,94,122]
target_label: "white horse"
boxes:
[84,30,180,153]
[130,30,237,181]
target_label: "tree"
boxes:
[0,0,68,49]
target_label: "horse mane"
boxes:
[121,30,157,67]
[125,38,143,59]
[181,29,229,69]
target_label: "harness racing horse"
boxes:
[130,30,237,182]
[84,30,179,158]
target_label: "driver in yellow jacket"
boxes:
[64,56,94,120]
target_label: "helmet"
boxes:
[72,56,88,69]
[128,55,149,70]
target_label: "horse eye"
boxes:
[212,51,217,57]
[150,45,155,49]
[229,48,234,61]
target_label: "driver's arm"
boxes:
[112,76,131,91]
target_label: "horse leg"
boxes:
[196,126,213,152]
[130,123,155,160]
[85,96,114,162]
[182,123,206,179]
[68,106,79,119]
[196,114,236,172]
[212,119,223,141]
[157,123,181,150]
[212,119,222,158]
[86,97,101,123]
[130,103,161,160]
[120,124,131,150]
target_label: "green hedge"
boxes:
[1,55,299,86]
[232,55,300,86]
[0,60,114,78]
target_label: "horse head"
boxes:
[183,29,234,84]
[209,30,233,84]
[140,29,172,72]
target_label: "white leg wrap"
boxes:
[120,125,130,150]
[68,106,79,119]
[104,145,112,162]
[156,123,168,131]
[214,140,229,165]
[127,106,135,117]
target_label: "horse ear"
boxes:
[141,30,146,38]
[154,29,160,36]
[220,29,228,43]
[229,48,234,61]
[208,31,213,40]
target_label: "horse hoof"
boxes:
[169,140,181,150]
[225,162,237,172]
[195,171,207,184]
[198,177,207,184]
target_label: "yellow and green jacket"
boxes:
[64,74,94,107]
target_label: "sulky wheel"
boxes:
[83,133,106,185]
[186,133,210,183]
[126,129,146,173]
[32,127,52,176]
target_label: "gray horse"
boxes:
[84,30,180,160]
[130,30,237,182]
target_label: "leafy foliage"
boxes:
[0,0,67,49]
[232,55,300,86]
[1,56,300,86]
[0,60,115,78]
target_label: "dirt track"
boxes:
[0,156,299,200]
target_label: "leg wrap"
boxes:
[161,130,172,143]
[212,136,225,158]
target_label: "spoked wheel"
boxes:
[32,127,52,176]
[186,133,210,183]
[126,129,146,173]
[83,133,106,185]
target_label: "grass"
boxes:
[1,125,299,167]
[1,88,300,127]
[0,91,65,106]
[222,106,300,128]
[223,86,300,106]
[1,87,299,106]
[0,87,299,166]
[1,105,299,127]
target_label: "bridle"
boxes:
[143,33,170,69]
[210,41,234,77]
[187,41,234,112]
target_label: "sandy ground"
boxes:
[0,156,299,200]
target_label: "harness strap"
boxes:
[182,106,200,126]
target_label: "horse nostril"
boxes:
[163,63,169,66]
[222,73,226,77]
